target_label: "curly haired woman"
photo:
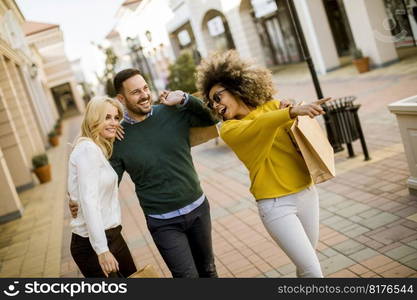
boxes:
[196,50,331,278]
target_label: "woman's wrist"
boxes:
[97,248,110,256]
[289,106,297,119]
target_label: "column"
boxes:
[343,0,398,67]
[21,68,51,144]
[0,88,33,189]
[43,81,60,123]
[0,148,23,223]
[294,0,340,74]
[0,56,37,162]
[9,63,45,153]
[69,79,85,114]
[225,4,267,66]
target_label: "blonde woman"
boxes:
[196,51,331,277]
[68,96,136,278]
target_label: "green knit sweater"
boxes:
[110,95,216,215]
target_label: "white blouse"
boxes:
[68,139,121,255]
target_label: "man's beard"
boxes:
[125,94,152,115]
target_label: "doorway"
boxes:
[201,10,235,54]
[252,0,302,66]
[323,0,355,56]
[383,0,417,48]
[51,83,77,118]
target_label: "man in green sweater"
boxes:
[111,68,218,278]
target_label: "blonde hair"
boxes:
[78,96,124,159]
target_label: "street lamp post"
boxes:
[282,0,343,151]
[126,37,158,94]
[145,31,162,91]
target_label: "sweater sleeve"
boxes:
[75,143,109,255]
[109,151,125,186]
[220,108,292,164]
[179,94,218,127]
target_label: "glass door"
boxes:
[384,0,416,47]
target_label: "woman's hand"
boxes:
[160,90,186,106]
[279,99,295,109]
[68,197,78,219]
[289,98,332,119]
[159,90,169,103]
[115,124,125,141]
[98,251,119,277]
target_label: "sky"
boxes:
[16,0,126,82]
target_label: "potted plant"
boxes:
[32,153,51,183]
[48,129,59,147]
[352,48,370,74]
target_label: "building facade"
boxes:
[0,0,51,223]
[23,21,85,118]
[166,0,415,74]
[107,0,176,92]
[101,0,416,93]
[0,0,81,224]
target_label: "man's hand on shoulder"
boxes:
[115,123,125,141]
[160,90,187,106]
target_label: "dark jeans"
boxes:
[145,198,218,278]
[70,225,137,278]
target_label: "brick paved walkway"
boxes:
[1,50,417,278]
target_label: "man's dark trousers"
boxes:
[145,198,218,278]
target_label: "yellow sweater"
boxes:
[220,100,312,200]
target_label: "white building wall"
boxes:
[343,0,398,67]
[167,0,266,66]
[27,28,85,114]
[223,2,254,58]
[293,0,340,74]
[238,0,267,66]
[113,0,177,89]
[20,67,52,144]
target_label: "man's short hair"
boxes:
[113,68,142,94]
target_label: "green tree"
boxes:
[93,42,119,97]
[167,52,197,94]
[105,78,116,97]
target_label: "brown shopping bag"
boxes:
[128,264,160,278]
[109,264,160,278]
[290,116,336,184]
[189,125,219,147]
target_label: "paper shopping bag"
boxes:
[189,125,219,147]
[290,116,336,184]
[128,264,160,278]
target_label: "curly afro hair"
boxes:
[196,50,275,108]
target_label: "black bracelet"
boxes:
[180,93,187,105]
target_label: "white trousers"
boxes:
[257,186,323,278]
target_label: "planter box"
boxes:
[353,57,370,73]
[388,95,417,196]
[33,164,52,184]
[49,136,59,147]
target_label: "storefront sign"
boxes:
[207,16,225,37]
[178,29,191,46]
[251,0,278,18]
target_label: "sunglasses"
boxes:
[208,88,226,109]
